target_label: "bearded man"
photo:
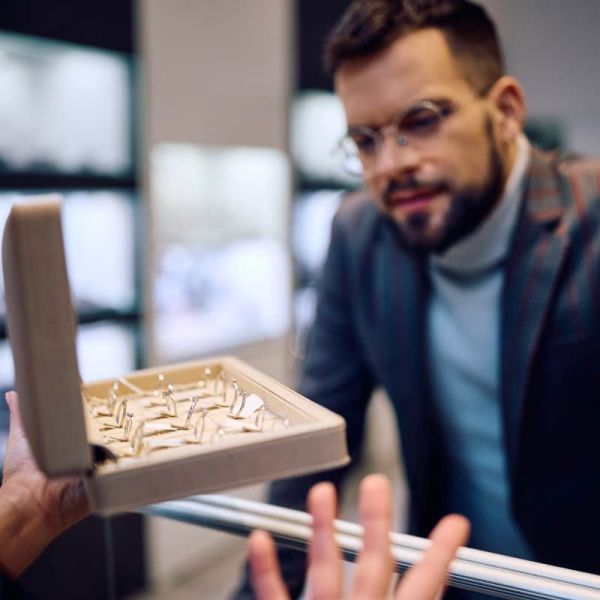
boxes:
[235,1,600,598]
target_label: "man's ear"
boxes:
[487,76,527,144]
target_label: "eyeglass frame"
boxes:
[335,98,458,178]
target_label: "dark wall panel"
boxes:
[296,0,350,91]
[0,0,135,53]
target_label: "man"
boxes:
[235,0,600,597]
[0,391,468,599]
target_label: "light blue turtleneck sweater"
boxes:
[428,135,533,560]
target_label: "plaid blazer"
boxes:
[234,148,600,598]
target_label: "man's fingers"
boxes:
[248,530,290,600]
[395,514,470,600]
[306,482,343,600]
[350,474,394,599]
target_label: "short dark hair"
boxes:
[323,0,504,92]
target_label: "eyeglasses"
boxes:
[336,99,455,177]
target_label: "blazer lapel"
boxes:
[374,222,433,497]
[501,150,571,477]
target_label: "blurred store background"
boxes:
[0,0,598,598]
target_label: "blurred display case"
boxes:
[291,90,357,189]
[0,32,141,398]
[0,191,139,321]
[0,321,137,394]
[289,90,360,338]
[0,31,133,179]
[0,16,145,600]
[150,143,292,364]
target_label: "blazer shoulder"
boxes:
[528,149,600,220]
[557,154,600,179]
[556,154,600,217]
[329,191,387,261]
[530,147,600,182]
[333,190,382,239]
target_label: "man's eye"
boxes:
[352,135,377,153]
[401,109,441,134]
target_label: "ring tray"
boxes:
[2,198,349,514]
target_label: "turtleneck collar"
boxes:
[431,134,531,278]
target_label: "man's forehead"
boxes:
[334,28,471,126]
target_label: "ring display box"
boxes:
[2,198,349,514]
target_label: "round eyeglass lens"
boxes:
[338,137,365,177]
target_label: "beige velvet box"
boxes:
[2,198,349,514]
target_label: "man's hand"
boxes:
[0,391,90,577]
[249,474,469,599]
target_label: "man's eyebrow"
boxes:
[399,97,454,115]
[346,97,454,132]
[346,123,375,133]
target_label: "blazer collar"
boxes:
[500,148,571,478]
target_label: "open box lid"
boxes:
[2,198,92,475]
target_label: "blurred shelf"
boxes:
[295,174,361,194]
[0,308,142,339]
[0,173,137,190]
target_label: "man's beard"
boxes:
[384,124,505,255]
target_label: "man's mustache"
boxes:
[382,178,449,208]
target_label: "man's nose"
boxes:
[372,134,420,178]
